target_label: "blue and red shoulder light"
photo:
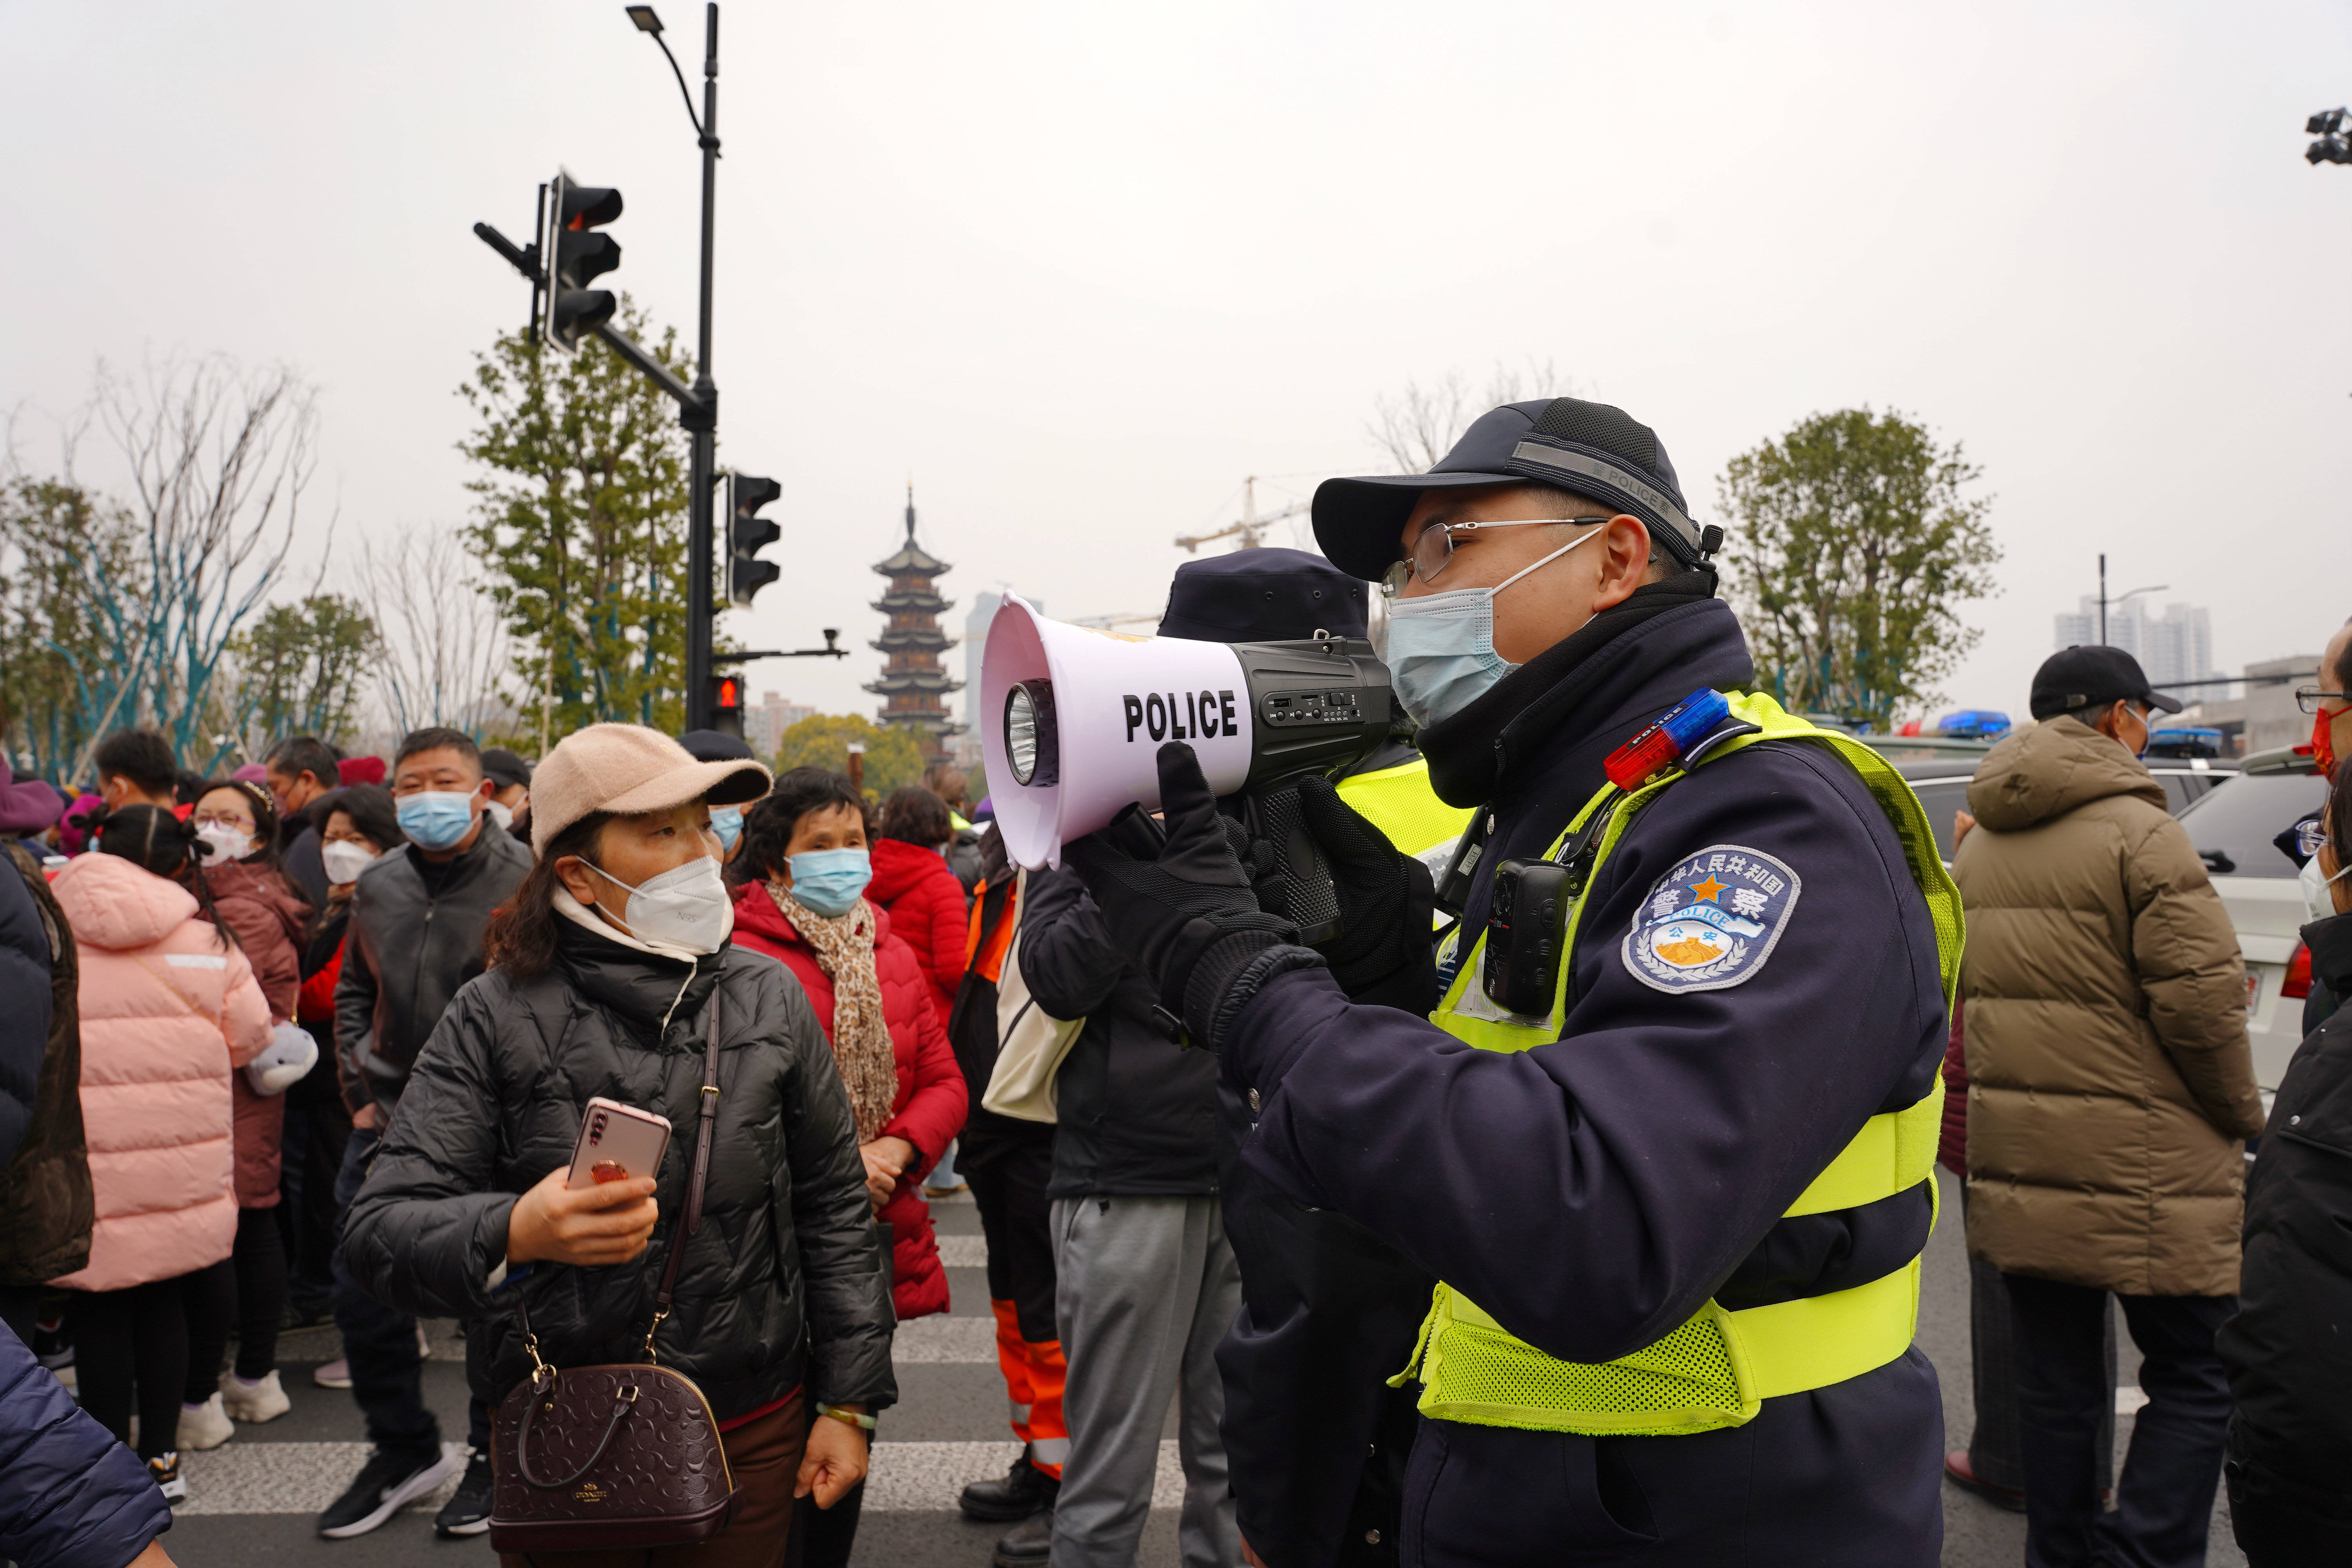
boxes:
[1603,689,1732,791]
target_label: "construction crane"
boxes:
[1175,476,1306,554]
[1069,610,1163,632]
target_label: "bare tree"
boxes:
[54,356,322,778]
[359,525,514,744]
[1365,357,1575,472]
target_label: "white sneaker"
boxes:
[417,1322,432,1359]
[177,1392,234,1452]
[220,1368,291,1424]
[313,1357,352,1390]
[149,1451,187,1504]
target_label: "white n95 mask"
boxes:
[1379,524,1604,729]
[586,854,736,955]
[320,840,379,887]
[2302,849,2352,922]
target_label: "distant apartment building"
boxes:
[2053,597,2221,695]
[745,691,818,759]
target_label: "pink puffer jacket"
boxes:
[48,853,272,1292]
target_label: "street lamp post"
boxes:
[2094,554,2167,646]
[629,4,724,731]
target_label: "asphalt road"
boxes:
[145,1167,2247,1567]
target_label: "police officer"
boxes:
[1156,548,1464,1568]
[1063,397,1958,1566]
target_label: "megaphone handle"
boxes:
[1247,779,1342,949]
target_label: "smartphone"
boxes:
[566,1098,674,1191]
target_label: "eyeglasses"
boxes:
[1381,517,1613,598]
[2296,686,2350,714]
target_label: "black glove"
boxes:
[1062,743,1308,1047]
[1293,775,1437,1007]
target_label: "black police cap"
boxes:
[479,748,533,790]
[1312,396,1708,582]
[2029,646,2185,722]
[1156,546,1368,644]
[675,728,757,763]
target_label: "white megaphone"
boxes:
[980,595,1395,944]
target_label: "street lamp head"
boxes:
[626,5,664,33]
[2308,108,2346,136]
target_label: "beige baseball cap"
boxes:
[530,723,772,855]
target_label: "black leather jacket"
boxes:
[335,825,533,1120]
[341,918,897,1421]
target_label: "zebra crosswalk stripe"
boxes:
[175,1440,1192,1516]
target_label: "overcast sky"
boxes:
[5,0,2349,729]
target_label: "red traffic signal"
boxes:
[710,673,746,737]
[544,171,624,352]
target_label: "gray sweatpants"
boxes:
[1049,1194,1243,1568]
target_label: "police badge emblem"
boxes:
[1622,844,1801,994]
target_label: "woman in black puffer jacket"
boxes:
[2219,760,2352,1564]
[342,724,895,1565]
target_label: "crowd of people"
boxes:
[0,396,2348,1568]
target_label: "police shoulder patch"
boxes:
[1621,844,1802,995]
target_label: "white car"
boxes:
[2173,748,2332,1091]
[1887,753,2237,862]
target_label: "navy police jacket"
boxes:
[1219,593,1950,1567]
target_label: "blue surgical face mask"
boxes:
[786,848,872,918]
[1379,524,1604,729]
[710,806,744,854]
[395,789,479,851]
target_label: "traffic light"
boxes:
[728,472,783,606]
[544,171,624,352]
[710,672,746,737]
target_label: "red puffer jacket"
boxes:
[201,859,312,1208]
[730,879,968,1320]
[864,839,969,1029]
[1938,996,1967,1177]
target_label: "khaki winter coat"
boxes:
[1955,715,2263,1297]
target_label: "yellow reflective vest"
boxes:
[1393,692,1964,1437]
[1335,755,1474,863]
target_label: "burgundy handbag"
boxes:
[488,991,737,1553]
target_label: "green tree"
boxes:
[1718,408,2000,730]
[459,296,695,739]
[230,594,378,750]
[0,357,316,781]
[0,477,141,778]
[772,714,928,800]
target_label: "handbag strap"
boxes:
[513,1374,641,1490]
[643,976,723,1360]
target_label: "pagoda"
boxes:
[865,483,960,762]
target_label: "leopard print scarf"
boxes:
[768,884,895,1142]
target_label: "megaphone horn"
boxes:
[980,597,1396,941]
